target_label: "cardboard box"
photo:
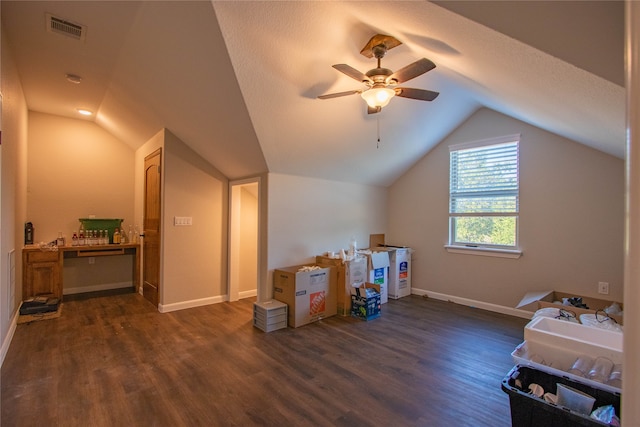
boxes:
[516,290,623,324]
[351,283,381,321]
[272,265,337,328]
[358,250,390,304]
[316,255,368,316]
[385,247,411,299]
[369,233,385,249]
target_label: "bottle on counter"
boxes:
[25,222,34,245]
[133,225,140,243]
[78,226,85,246]
[113,228,121,244]
[72,232,78,246]
[128,225,134,245]
[56,232,65,247]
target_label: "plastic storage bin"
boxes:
[524,317,622,351]
[501,365,620,427]
[514,316,623,393]
[253,300,287,332]
[512,340,621,394]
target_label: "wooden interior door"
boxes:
[143,148,161,307]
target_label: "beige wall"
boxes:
[27,112,135,242]
[239,186,258,294]
[266,173,388,300]
[1,24,29,363]
[160,130,228,310]
[388,107,624,309]
[26,112,136,292]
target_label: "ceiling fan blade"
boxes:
[332,64,372,83]
[395,87,440,101]
[388,58,436,84]
[318,89,361,100]
[367,105,381,115]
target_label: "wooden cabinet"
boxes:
[23,249,62,299]
[21,244,140,302]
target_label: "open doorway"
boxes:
[229,178,260,302]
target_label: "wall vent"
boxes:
[46,13,86,42]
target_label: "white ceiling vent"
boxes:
[45,13,86,42]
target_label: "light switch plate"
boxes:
[174,216,192,226]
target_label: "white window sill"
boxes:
[444,245,522,259]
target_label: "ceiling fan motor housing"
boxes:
[366,68,394,85]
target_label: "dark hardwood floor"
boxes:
[2,293,528,426]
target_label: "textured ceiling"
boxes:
[1,1,625,187]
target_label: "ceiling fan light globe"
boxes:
[361,87,395,108]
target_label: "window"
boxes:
[449,134,520,252]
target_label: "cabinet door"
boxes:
[25,261,61,298]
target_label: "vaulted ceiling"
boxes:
[1,1,625,187]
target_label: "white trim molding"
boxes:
[238,289,257,299]
[1,310,19,368]
[445,245,522,259]
[411,288,533,320]
[158,295,226,313]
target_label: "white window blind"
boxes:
[448,135,520,249]
[450,139,519,215]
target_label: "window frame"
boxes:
[447,134,522,257]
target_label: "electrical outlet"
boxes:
[598,281,609,295]
[88,257,95,265]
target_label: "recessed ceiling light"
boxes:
[65,73,82,84]
[77,109,93,116]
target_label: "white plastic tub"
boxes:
[524,316,622,352]
[512,340,622,393]
[514,317,623,394]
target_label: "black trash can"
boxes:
[501,365,620,427]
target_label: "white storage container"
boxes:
[512,341,621,393]
[513,316,623,393]
[253,300,288,332]
[524,316,622,351]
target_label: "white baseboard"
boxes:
[411,289,533,320]
[63,281,133,295]
[159,295,227,313]
[1,309,19,368]
[239,289,257,299]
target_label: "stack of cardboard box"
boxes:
[316,255,367,316]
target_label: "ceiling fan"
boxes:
[318,34,440,114]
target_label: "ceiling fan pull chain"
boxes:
[377,117,381,149]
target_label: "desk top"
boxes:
[59,243,139,251]
[24,243,140,252]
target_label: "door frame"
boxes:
[228,177,262,302]
[142,148,162,307]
